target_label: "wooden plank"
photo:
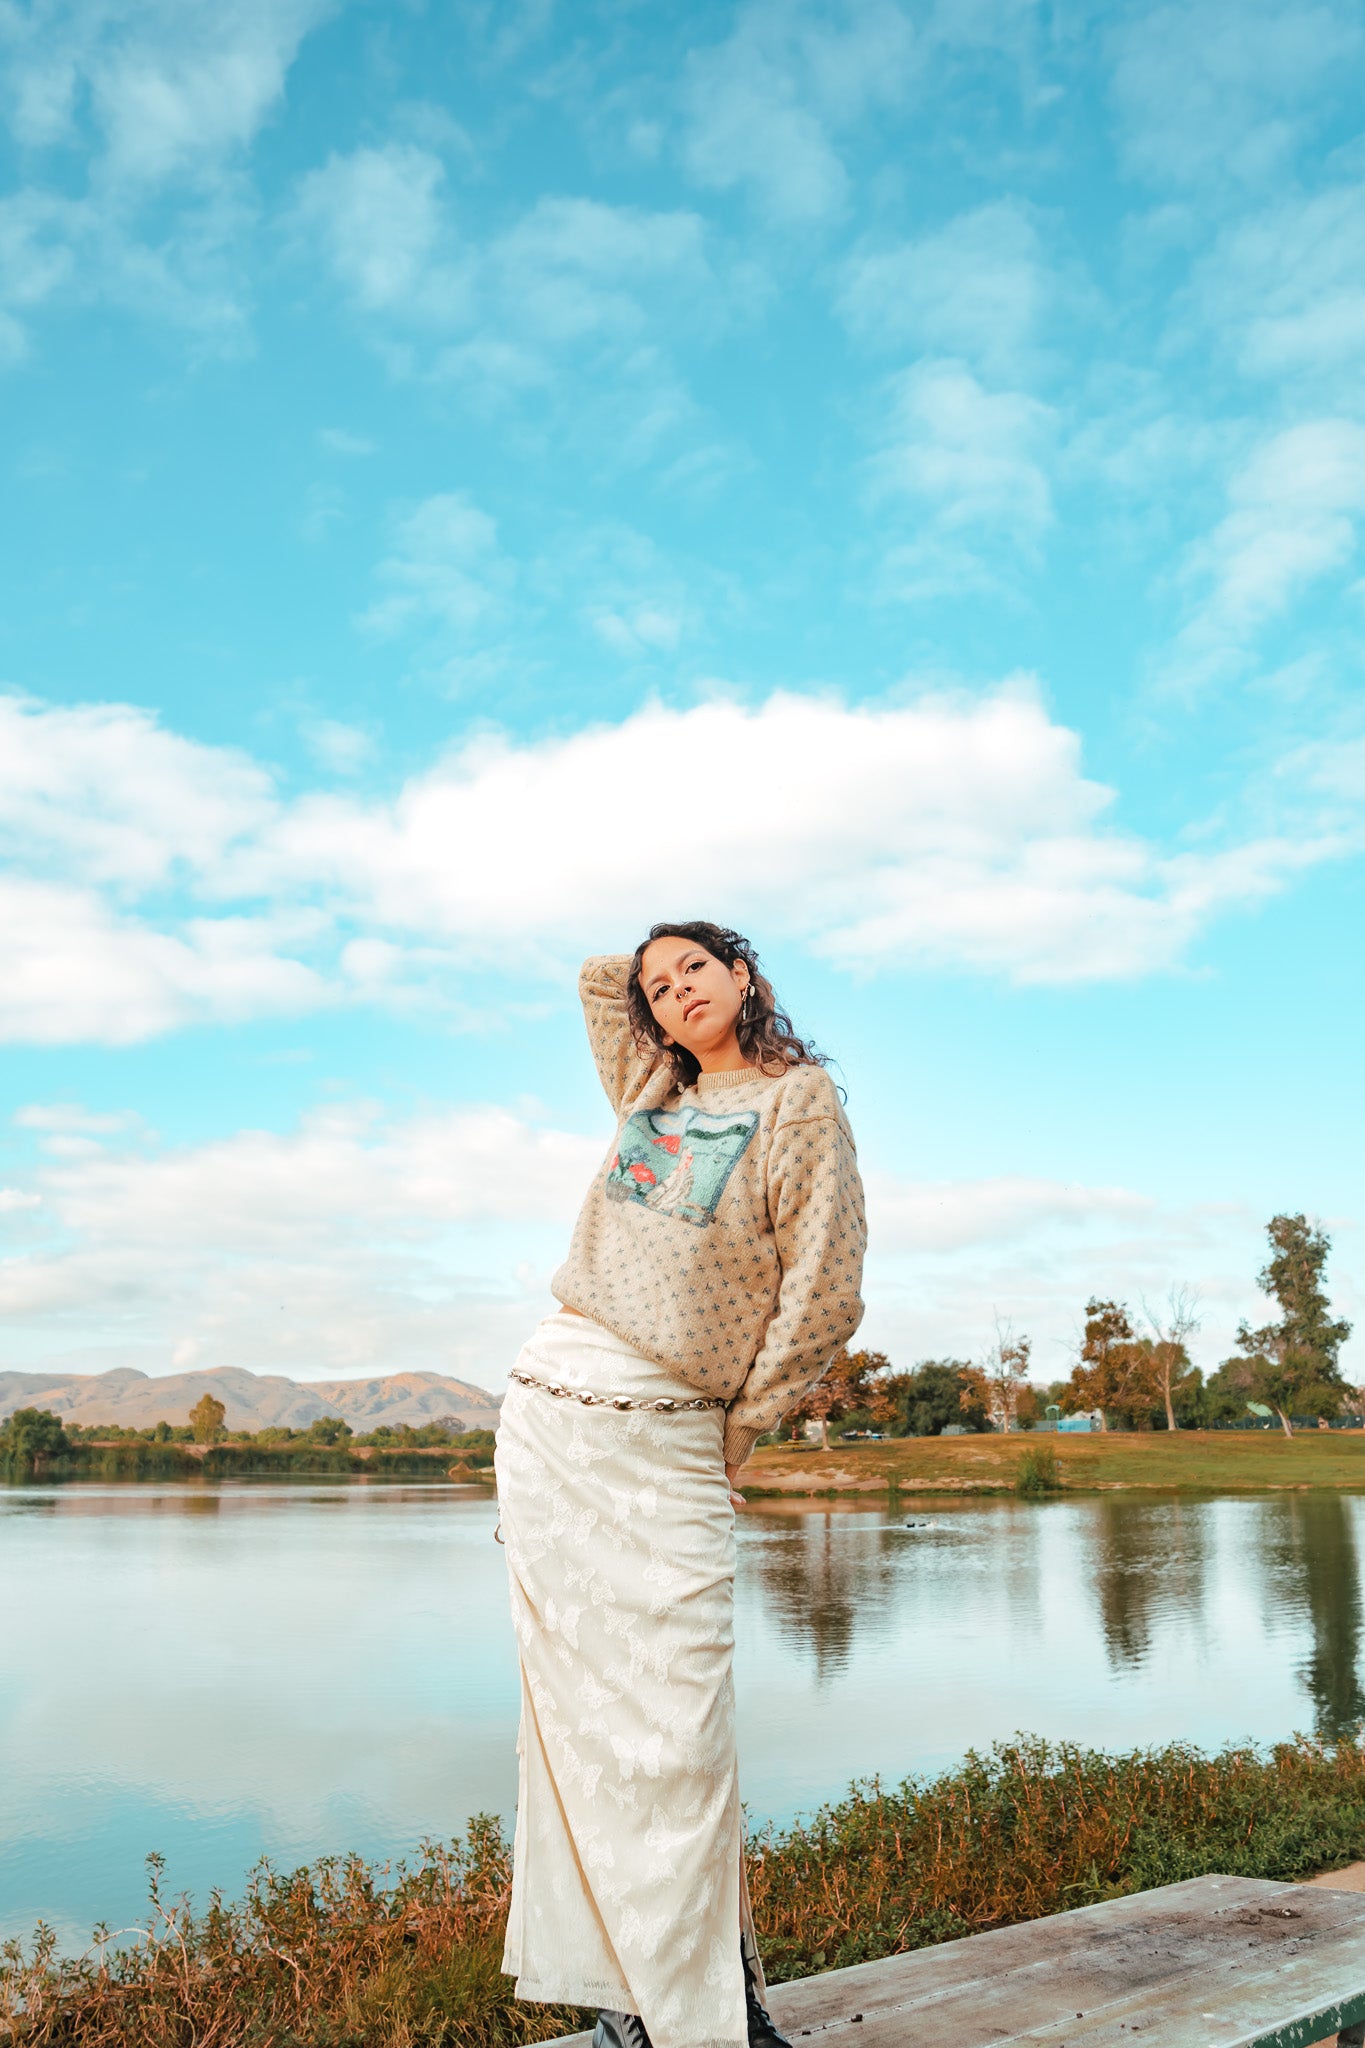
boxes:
[536,1877,1365,2048]
[761,1877,1360,2030]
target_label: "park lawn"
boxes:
[741,1426,1365,1496]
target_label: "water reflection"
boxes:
[7,1483,1365,1952]
[743,1508,905,1681]
[1258,1494,1365,1740]
[1090,1497,1210,1668]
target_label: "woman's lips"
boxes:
[683,998,707,1022]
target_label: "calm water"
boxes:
[4,1481,1365,1951]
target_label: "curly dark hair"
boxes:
[626,920,828,1088]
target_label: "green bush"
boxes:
[1014,1445,1062,1496]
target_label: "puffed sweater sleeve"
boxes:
[578,955,661,1115]
[722,1094,867,1469]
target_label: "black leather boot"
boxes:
[592,2012,653,2048]
[743,1944,792,2048]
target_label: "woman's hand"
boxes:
[725,1463,746,1510]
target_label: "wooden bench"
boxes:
[543,1875,1365,2048]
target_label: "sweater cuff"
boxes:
[723,1420,765,1470]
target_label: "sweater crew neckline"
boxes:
[694,1065,762,1091]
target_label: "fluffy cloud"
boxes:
[0,877,327,1045]
[0,0,330,355]
[1170,419,1365,686]
[1189,181,1365,388]
[292,144,458,317]
[0,1100,601,1386]
[357,494,514,639]
[252,685,1314,983]
[838,201,1070,380]
[4,1098,1352,1387]
[0,683,1351,1043]
[867,360,1058,596]
[0,693,272,885]
[1,0,327,180]
[679,0,914,223]
[1108,0,1360,188]
[291,143,719,427]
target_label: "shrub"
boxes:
[1014,1445,1062,1497]
[11,1738,1365,2042]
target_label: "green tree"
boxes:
[305,1415,354,1446]
[885,1360,988,1436]
[0,1406,71,1479]
[1236,1213,1353,1437]
[189,1393,227,1445]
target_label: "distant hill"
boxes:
[0,1364,502,1433]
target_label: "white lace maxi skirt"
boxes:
[494,1309,762,2048]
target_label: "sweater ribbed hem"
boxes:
[723,1421,765,1469]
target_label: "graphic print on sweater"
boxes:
[605,1105,760,1227]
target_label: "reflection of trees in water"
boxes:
[1258,1495,1365,1741]
[1090,1498,1209,1670]
[742,1511,905,1683]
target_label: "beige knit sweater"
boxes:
[550,956,867,1468]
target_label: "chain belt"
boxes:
[508,1367,725,1412]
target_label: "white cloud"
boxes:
[0,0,330,356]
[1190,181,1365,387]
[868,361,1057,590]
[292,144,461,317]
[301,717,374,777]
[679,0,915,223]
[4,1101,1356,1386]
[1109,0,1360,189]
[0,876,327,1045]
[867,1172,1155,1253]
[838,201,1070,379]
[1170,419,1365,686]
[0,1100,601,1386]
[357,493,513,638]
[0,682,1353,1047]
[292,144,719,429]
[248,685,1325,983]
[0,693,273,886]
[1,0,328,178]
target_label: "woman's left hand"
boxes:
[725,1464,746,1509]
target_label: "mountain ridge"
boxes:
[0,1364,502,1432]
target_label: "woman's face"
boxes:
[638,936,749,1061]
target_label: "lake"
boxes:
[4,1480,1365,1952]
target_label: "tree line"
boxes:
[785,1212,1355,1445]
[0,1400,495,1482]
[1,1212,1353,1476]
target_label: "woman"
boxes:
[494,922,867,2048]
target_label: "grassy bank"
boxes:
[9,1736,1365,2045]
[17,1430,1365,1495]
[742,1427,1365,1497]
[10,1442,495,1484]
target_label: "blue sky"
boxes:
[0,0,1361,1396]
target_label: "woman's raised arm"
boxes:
[578,954,662,1115]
